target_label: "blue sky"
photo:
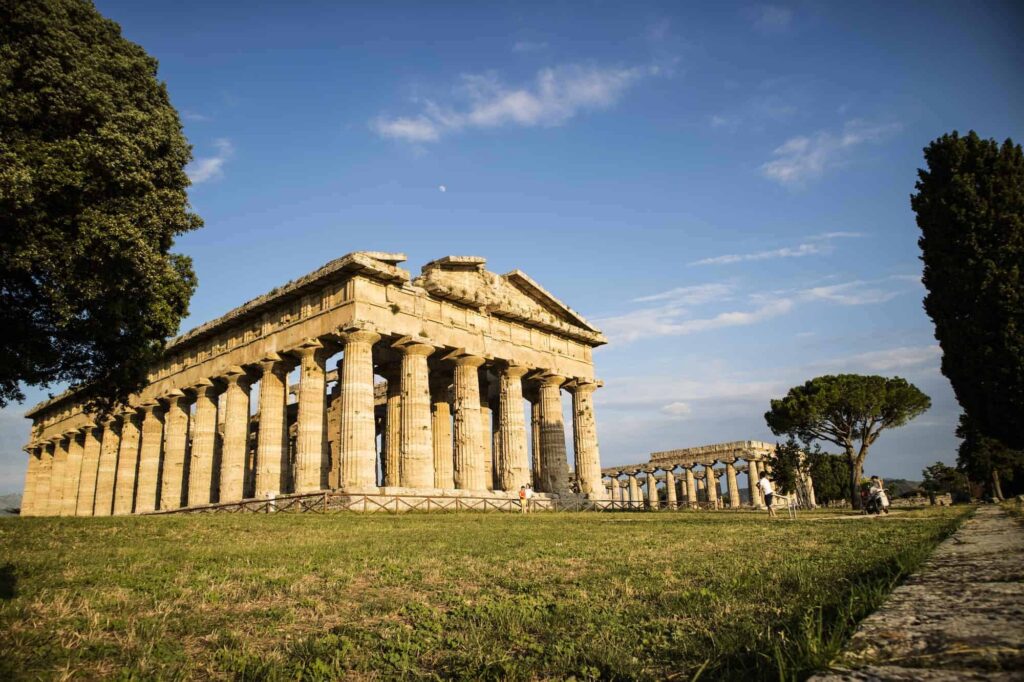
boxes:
[2,0,1022,493]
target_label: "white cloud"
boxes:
[183,111,211,122]
[632,283,733,304]
[760,120,901,187]
[438,185,447,193]
[186,138,233,185]
[819,345,942,373]
[690,231,863,266]
[660,401,692,418]
[750,5,793,33]
[597,297,794,344]
[800,279,902,306]
[372,63,653,143]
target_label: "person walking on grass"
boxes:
[758,472,776,518]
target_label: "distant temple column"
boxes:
[255,354,291,497]
[685,466,697,509]
[397,342,435,488]
[705,464,719,508]
[381,366,402,487]
[113,409,141,515]
[497,364,530,491]
[430,378,454,488]
[665,469,677,509]
[135,403,165,513]
[478,376,494,490]
[35,442,55,516]
[93,418,119,516]
[627,473,640,508]
[160,389,190,510]
[646,470,659,509]
[220,366,252,502]
[537,374,570,495]
[188,379,220,506]
[452,355,486,490]
[60,429,83,516]
[526,387,542,490]
[748,459,763,508]
[338,330,381,490]
[726,461,741,509]
[568,379,602,497]
[20,447,40,516]
[75,425,102,516]
[294,340,329,493]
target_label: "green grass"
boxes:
[0,507,969,681]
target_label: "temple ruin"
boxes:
[18,252,608,516]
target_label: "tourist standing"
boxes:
[525,484,534,513]
[518,486,527,513]
[758,472,776,518]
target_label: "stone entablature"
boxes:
[19,252,607,517]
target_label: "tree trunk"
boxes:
[848,452,863,509]
[991,469,1005,501]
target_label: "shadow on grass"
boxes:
[0,563,15,600]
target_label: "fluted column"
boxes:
[705,464,719,508]
[430,378,454,489]
[135,403,164,513]
[537,374,570,495]
[397,342,434,488]
[480,398,494,491]
[113,410,141,515]
[220,366,252,502]
[627,474,640,508]
[93,418,120,516]
[452,355,486,490]
[160,390,190,509]
[381,366,402,486]
[75,426,102,516]
[60,430,84,516]
[748,459,762,508]
[568,380,602,497]
[255,354,291,497]
[35,443,54,516]
[665,469,677,509]
[335,330,381,490]
[294,340,329,493]
[21,448,40,516]
[685,466,697,509]
[188,379,220,506]
[646,470,659,509]
[527,390,542,490]
[497,364,530,491]
[47,437,68,516]
[726,461,740,509]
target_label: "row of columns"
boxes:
[605,459,767,509]
[21,330,604,516]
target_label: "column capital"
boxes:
[564,377,603,393]
[288,337,336,361]
[535,372,565,388]
[339,327,381,345]
[258,352,295,375]
[138,401,163,416]
[62,428,79,439]
[219,365,253,386]
[444,350,486,368]
[159,388,187,407]
[188,377,222,398]
[495,362,530,379]
[393,339,436,357]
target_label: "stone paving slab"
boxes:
[813,506,1024,681]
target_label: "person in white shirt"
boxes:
[758,473,776,518]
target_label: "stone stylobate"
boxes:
[20,252,607,516]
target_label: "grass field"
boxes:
[0,506,969,681]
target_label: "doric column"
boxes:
[452,355,486,490]
[430,377,454,489]
[685,466,697,509]
[160,389,190,510]
[219,366,252,502]
[480,395,494,490]
[113,410,141,515]
[726,461,740,509]
[665,469,677,509]
[21,448,40,516]
[537,374,570,495]
[646,470,659,509]
[188,379,220,506]
[93,418,119,516]
[804,471,817,508]
[497,364,530,491]
[75,426,102,516]
[567,379,602,497]
[135,403,165,513]
[627,474,640,508]
[748,459,762,508]
[294,340,329,493]
[47,436,68,516]
[526,388,542,490]
[705,464,719,508]
[34,443,54,516]
[60,430,84,516]
[255,354,291,497]
[337,330,381,490]
[397,342,435,488]
[381,366,402,487]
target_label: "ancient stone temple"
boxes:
[602,441,817,509]
[18,252,607,516]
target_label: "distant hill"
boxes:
[886,479,922,497]
[0,493,22,516]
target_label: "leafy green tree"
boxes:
[804,448,851,506]
[765,374,931,508]
[912,131,1024,451]
[0,0,200,409]
[956,414,1023,500]
[920,461,966,502]
[767,437,803,495]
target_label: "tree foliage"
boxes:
[912,131,1024,451]
[765,374,930,508]
[920,461,966,502]
[804,448,852,506]
[956,413,1023,500]
[0,0,200,409]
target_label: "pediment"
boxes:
[412,256,606,345]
